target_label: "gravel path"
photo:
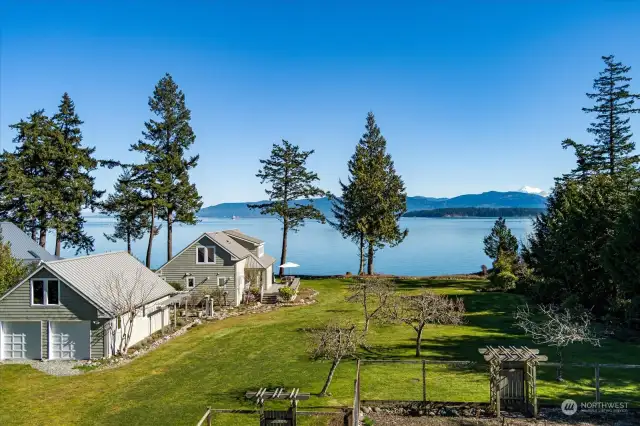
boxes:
[0,359,86,376]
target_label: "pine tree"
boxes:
[131,74,202,263]
[50,93,106,255]
[354,112,408,275]
[249,140,326,278]
[101,169,149,254]
[563,56,640,184]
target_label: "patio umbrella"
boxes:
[279,262,299,276]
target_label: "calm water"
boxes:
[50,217,534,276]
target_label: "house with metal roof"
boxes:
[0,251,175,360]
[0,222,59,263]
[156,229,276,307]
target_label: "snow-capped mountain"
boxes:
[519,186,548,197]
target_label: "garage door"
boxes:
[50,321,90,360]
[1,321,41,360]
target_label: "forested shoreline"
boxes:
[404,207,545,218]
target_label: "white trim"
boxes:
[30,278,61,306]
[0,321,3,361]
[257,244,264,258]
[217,277,228,288]
[195,245,216,264]
[186,276,196,288]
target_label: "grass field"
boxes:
[0,278,638,426]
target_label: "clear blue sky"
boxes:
[1,1,639,206]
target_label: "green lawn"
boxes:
[1,278,638,426]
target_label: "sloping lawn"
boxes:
[1,278,638,426]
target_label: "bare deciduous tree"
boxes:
[100,268,155,356]
[346,277,395,333]
[309,321,362,396]
[514,304,601,380]
[390,291,466,357]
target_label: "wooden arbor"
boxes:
[245,388,310,426]
[478,346,547,417]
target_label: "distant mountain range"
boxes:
[198,191,548,218]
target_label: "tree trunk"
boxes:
[146,205,155,268]
[30,223,37,242]
[55,231,62,257]
[367,240,374,275]
[556,348,564,382]
[39,228,47,248]
[320,359,340,396]
[127,232,132,254]
[279,221,288,279]
[167,210,173,262]
[358,233,365,275]
[415,326,424,357]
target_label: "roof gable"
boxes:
[222,229,264,245]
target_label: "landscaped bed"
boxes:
[0,278,638,426]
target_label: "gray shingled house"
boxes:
[156,229,276,307]
[0,251,175,360]
[0,222,59,264]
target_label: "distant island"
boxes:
[197,191,548,218]
[404,207,545,218]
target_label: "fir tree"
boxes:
[131,73,202,263]
[50,93,106,255]
[483,217,518,261]
[100,169,149,254]
[563,55,640,184]
[354,112,408,275]
[249,140,326,278]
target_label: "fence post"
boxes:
[207,406,212,426]
[422,359,427,403]
[595,364,600,403]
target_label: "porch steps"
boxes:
[261,294,278,304]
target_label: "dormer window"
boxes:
[257,244,264,258]
[196,246,216,264]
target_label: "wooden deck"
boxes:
[262,278,301,304]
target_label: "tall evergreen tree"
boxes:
[0,229,31,296]
[483,217,518,261]
[131,73,202,263]
[1,110,58,247]
[50,93,106,255]
[249,140,326,278]
[563,55,640,184]
[355,112,408,275]
[101,169,150,254]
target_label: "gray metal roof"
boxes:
[0,222,58,262]
[44,251,175,315]
[245,253,276,269]
[222,229,264,245]
[205,232,253,261]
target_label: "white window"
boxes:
[257,244,264,258]
[196,246,216,264]
[31,279,60,306]
[186,276,196,288]
[217,277,227,288]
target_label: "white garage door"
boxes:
[1,321,41,360]
[50,321,90,360]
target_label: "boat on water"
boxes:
[232,215,240,220]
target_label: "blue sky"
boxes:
[1,1,639,206]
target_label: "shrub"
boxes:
[244,291,256,304]
[278,286,295,302]
[168,281,184,291]
[490,271,517,290]
[249,286,261,298]
[362,417,375,426]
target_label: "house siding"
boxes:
[0,268,104,359]
[158,236,239,305]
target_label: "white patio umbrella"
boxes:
[279,261,300,277]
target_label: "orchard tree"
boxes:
[131,73,202,263]
[346,277,395,333]
[249,140,326,277]
[309,321,362,396]
[391,291,465,357]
